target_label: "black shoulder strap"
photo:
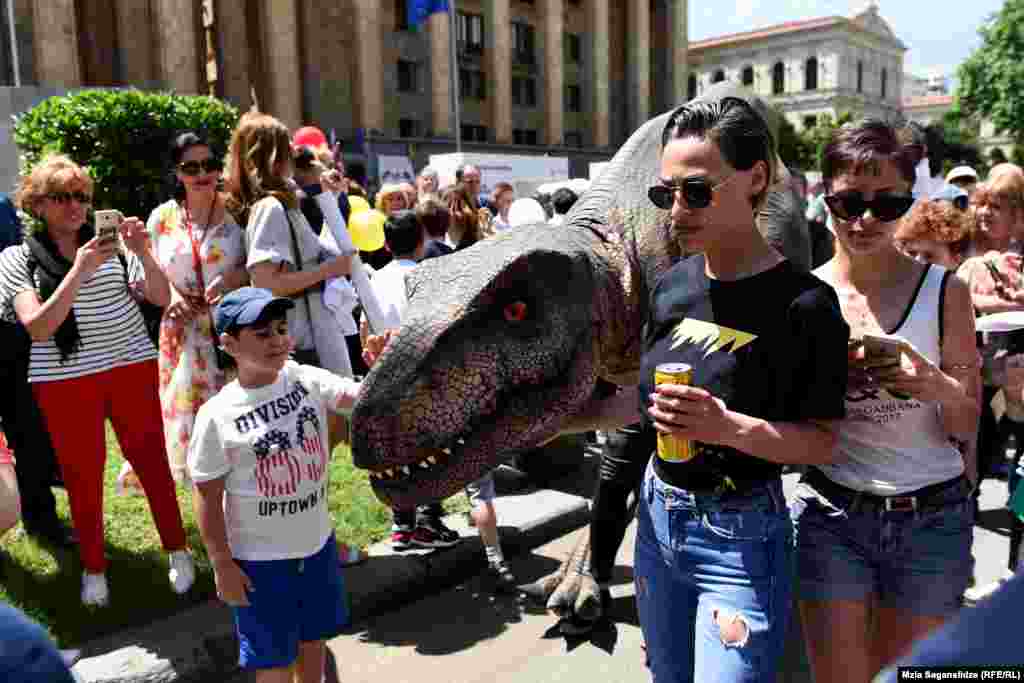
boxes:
[938,267,952,349]
[280,201,316,342]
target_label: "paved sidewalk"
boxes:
[71,463,595,683]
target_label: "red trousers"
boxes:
[33,360,187,573]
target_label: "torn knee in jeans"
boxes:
[713,609,750,648]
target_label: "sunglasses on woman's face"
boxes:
[824,191,915,223]
[648,175,735,211]
[178,158,224,176]
[47,191,92,204]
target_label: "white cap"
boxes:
[946,166,978,183]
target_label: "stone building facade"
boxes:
[686,2,906,131]
[0,0,690,179]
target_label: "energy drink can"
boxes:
[654,363,694,463]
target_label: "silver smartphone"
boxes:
[862,333,906,369]
[94,209,124,243]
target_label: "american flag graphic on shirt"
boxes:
[296,406,327,482]
[252,429,302,497]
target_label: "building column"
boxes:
[670,0,688,105]
[31,0,81,87]
[353,0,385,135]
[543,0,564,146]
[486,0,512,144]
[628,0,650,128]
[213,0,255,109]
[428,10,452,138]
[257,0,303,128]
[589,0,610,147]
[152,0,202,93]
[114,0,157,87]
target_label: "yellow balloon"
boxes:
[348,195,370,215]
[349,209,386,252]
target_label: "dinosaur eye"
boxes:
[504,301,528,322]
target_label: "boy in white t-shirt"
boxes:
[188,287,360,682]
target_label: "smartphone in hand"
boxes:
[94,209,124,244]
[862,333,912,399]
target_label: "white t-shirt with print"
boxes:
[187,361,357,561]
[370,258,417,330]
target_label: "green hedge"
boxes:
[13,89,239,220]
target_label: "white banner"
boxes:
[428,152,569,196]
[378,155,416,185]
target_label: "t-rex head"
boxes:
[352,83,807,509]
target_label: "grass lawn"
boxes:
[0,423,468,647]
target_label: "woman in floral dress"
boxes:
[146,133,248,483]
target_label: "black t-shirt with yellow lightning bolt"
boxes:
[640,254,849,494]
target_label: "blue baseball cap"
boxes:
[932,183,969,211]
[214,287,294,335]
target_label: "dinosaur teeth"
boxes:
[402,466,411,476]
[384,468,394,479]
[426,455,438,465]
[441,448,452,456]
[419,461,430,469]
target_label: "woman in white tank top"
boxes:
[793,120,981,683]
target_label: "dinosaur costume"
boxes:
[352,83,812,625]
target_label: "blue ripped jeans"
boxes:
[634,461,793,683]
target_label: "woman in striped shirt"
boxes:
[0,155,194,607]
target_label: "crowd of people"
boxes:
[1,89,1024,680]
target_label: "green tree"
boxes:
[13,89,239,221]
[956,0,1024,145]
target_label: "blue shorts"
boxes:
[233,534,351,670]
[465,470,496,505]
[792,470,973,616]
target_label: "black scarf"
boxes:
[24,224,95,362]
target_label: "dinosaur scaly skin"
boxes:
[351,109,676,512]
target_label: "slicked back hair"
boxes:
[661,97,775,210]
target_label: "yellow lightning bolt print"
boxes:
[670,319,757,358]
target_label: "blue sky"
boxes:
[689,0,1006,81]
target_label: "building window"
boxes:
[460,124,488,142]
[566,84,581,112]
[712,69,725,83]
[457,12,485,54]
[881,68,887,99]
[857,60,863,93]
[513,129,539,145]
[742,66,754,87]
[564,131,583,147]
[512,22,535,65]
[399,118,421,138]
[772,62,785,95]
[394,0,409,31]
[512,76,537,107]
[805,57,817,91]
[566,34,581,64]
[459,69,487,100]
[688,73,697,100]
[803,115,817,130]
[397,60,419,93]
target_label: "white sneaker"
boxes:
[168,550,195,594]
[81,572,109,607]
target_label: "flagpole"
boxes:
[448,1,462,153]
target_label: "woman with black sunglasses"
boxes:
[794,120,980,682]
[626,96,850,682]
[142,132,249,484]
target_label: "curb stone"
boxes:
[72,472,590,683]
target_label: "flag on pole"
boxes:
[408,0,449,30]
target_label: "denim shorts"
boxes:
[634,460,793,682]
[791,469,973,616]
[233,534,350,670]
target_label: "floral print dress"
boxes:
[147,199,246,483]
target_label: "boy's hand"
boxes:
[212,559,254,607]
[362,329,395,368]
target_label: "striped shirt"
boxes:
[0,243,157,383]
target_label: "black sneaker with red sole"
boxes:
[410,523,460,548]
